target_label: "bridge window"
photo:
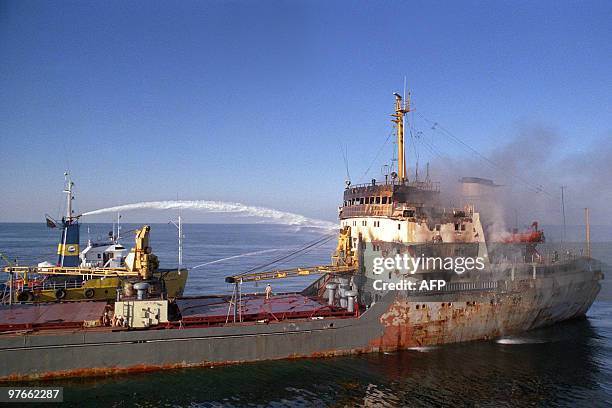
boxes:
[359,198,364,205]
[375,197,381,204]
[455,223,460,231]
[362,220,367,226]
[398,223,401,230]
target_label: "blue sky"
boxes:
[1,1,610,224]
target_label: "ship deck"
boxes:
[0,293,356,334]
[176,293,355,326]
[0,302,108,331]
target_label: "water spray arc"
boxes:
[81,200,337,230]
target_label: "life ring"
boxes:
[55,288,67,300]
[17,291,34,302]
[84,288,95,299]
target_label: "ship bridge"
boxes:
[340,180,440,220]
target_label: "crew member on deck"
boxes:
[265,284,272,300]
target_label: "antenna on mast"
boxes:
[114,212,122,242]
[63,171,75,220]
[170,209,184,274]
[341,144,351,187]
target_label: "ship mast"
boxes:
[63,172,75,221]
[392,92,411,183]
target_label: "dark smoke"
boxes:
[423,124,612,229]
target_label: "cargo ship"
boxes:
[0,93,603,381]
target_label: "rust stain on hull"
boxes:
[372,296,521,351]
[370,280,597,351]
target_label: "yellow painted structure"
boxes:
[392,92,411,182]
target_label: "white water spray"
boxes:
[81,200,337,230]
[190,248,291,270]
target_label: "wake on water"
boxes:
[496,337,548,345]
[81,200,337,231]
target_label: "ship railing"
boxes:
[2,265,139,277]
[302,272,335,297]
[408,280,499,296]
[6,278,85,292]
[347,180,440,192]
[34,280,86,291]
[340,204,394,218]
[227,264,358,284]
[495,249,581,266]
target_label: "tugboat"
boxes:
[1,174,188,303]
[0,91,603,381]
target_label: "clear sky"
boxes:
[1,1,610,224]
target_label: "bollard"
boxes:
[325,283,337,306]
[346,290,358,313]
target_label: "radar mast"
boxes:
[392,92,411,183]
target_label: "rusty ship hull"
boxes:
[0,251,602,381]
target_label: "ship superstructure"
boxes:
[340,93,484,245]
